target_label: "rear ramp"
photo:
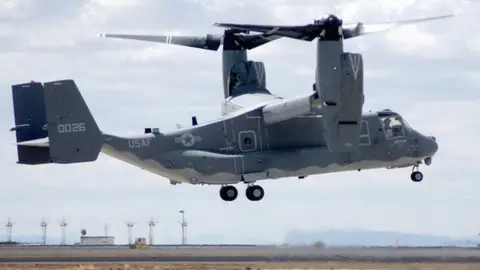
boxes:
[10,79,103,164]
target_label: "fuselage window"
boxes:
[381,116,405,139]
[360,121,368,136]
[359,120,370,145]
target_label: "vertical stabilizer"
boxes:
[43,80,103,163]
[10,79,103,164]
[11,82,50,164]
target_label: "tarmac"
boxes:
[1,245,480,263]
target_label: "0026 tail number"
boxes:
[57,123,86,133]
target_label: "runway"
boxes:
[1,245,480,263]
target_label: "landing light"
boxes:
[424,157,432,166]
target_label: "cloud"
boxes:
[90,0,140,8]
[384,25,437,54]
[467,37,480,54]
[188,0,247,12]
[0,0,33,19]
[0,0,479,244]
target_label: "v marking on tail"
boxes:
[348,54,361,80]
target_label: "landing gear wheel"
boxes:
[219,186,238,201]
[410,171,423,182]
[246,185,264,201]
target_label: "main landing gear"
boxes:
[410,165,423,182]
[219,185,238,201]
[219,185,265,202]
[246,185,264,201]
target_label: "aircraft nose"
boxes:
[425,135,438,156]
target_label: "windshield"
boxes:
[402,117,413,131]
[380,115,406,139]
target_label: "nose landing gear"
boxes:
[410,165,423,182]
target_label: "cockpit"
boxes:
[377,110,413,140]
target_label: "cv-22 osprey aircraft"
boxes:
[9,14,449,202]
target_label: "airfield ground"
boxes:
[1,245,480,269]
[2,262,480,269]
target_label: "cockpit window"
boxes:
[380,116,405,139]
[402,118,413,131]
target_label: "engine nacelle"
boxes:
[315,39,364,152]
[228,60,267,96]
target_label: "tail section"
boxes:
[10,79,103,164]
[11,82,50,164]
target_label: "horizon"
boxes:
[2,228,480,246]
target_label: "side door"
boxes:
[221,117,245,176]
[221,110,265,176]
[236,110,265,153]
[345,119,371,164]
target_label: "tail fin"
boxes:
[11,82,50,164]
[10,79,103,164]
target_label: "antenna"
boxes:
[104,223,109,244]
[179,209,188,245]
[5,218,13,243]
[126,221,135,245]
[147,217,158,245]
[59,218,68,245]
[40,219,48,245]
[104,223,109,237]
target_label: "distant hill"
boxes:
[3,230,480,246]
[0,241,20,245]
[284,229,480,247]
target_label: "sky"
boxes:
[0,0,479,245]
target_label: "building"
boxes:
[80,236,115,245]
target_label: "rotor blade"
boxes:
[213,23,307,32]
[237,34,284,50]
[97,33,222,51]
[343,13,460,39]
[213,23,319,41]
[215,13,460,41]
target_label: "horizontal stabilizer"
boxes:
[15,138,49,147]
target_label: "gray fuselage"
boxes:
[100,104,438,185]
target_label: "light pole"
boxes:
[179,209,188,245]
[5,218,13,243]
